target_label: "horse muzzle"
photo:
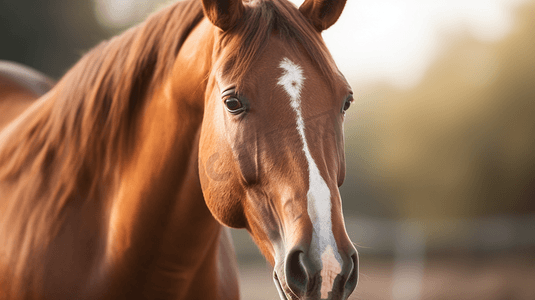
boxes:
[273,243,359,300]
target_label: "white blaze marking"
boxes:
[277,58,342,297]
[320,245,343,298]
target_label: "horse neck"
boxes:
[99,19,225,296]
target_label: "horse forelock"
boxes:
[214,0,339,91]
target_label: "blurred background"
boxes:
[1,0,534,299]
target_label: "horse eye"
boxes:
[342,97,353,112]
[225,97,245,114]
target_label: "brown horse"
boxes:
[0,0,357,299]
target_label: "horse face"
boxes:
[198,0,358,299]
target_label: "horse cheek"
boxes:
[199,151,247,228]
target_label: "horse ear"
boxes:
[299,0,347,32]
[202,0,245,31]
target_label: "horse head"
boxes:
[191,0,358,298]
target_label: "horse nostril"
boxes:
[344,252,359,295]
[284,249,308,297]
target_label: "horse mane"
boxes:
[0,0,204,264]
[217,0,339,90]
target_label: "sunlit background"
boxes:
[1,0,534,299]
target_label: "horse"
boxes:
[0,0,358,299]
